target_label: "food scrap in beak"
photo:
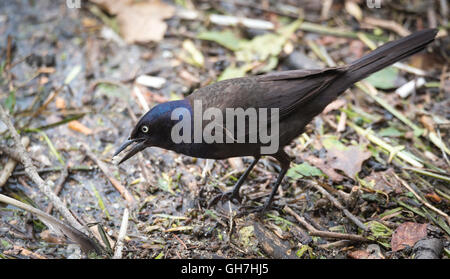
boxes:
[113,138,147,165]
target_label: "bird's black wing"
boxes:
[188,67,345,120]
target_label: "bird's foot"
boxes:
[245,206,268,217]
[208,190,242,208]
[235,203,272,218]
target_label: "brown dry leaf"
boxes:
[40,230,66,244]
[348,249,371,259]
[68,120,93,135]
[425,192,441,203]
[55,97,66,110]
[82,17,99,29]
[326,145,371,179]
[305,155,344,182]
[5,245,47,259]
[391,222,428,252]
[364,168,403,194]
[90,0,175,43]
[348,244,385,259]
[420,115,435,133]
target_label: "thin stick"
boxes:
[81,143,136,205]
[113,208,129,259]
[394,173,450,225]
[172,233,188,250]
[0,193,101,254]
[0,137,30,187]
[309,181,368,231]
[0,145,24,162]
[45,164,70,214]
[284,206,368,242]
[0,103,87,234]
[11,165,94,177]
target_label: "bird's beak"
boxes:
[113,138,147,165]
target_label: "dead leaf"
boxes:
[68,120,93,135]
[425,192,441,203]
[40,230,66,244]
[348,244,384,259]
[325,145,371,179]
[363,169,403,194]
[420,115,435,133]
[304,155,344,182]
[55,97,66,110]
[348,249,371,259]
[90,0,175,43]
[391,222,428,252]
[5,246,47,259]
[82,17,99,29]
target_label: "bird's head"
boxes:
[113,99,191,164]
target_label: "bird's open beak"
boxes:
[113,138,147,165]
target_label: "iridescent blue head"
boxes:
[114,99,192,164]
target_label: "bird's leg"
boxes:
[208,156,260,207]
[246,151,291,216]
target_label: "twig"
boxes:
[11,165,94,177]
[309,181,368,231]
[132,85,150,112]
[172,233,188,250]
[113,208,129,259]
[45,164,70,214]
[394,173,450,225]
[0,145,24,162]
[318,240,350,249]
[29,85,65,119]
[81,142,136,205]
[284,206,368,242]
[4,245,47,259]
[0,137,30,187]
[0,102,87,234]
[0,193,101,254]
[363,17,411,37]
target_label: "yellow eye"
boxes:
[141,125,149,133]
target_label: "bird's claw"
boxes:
[208,190,242,208]
[241,205,268,217]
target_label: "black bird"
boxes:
[114,29,438,213]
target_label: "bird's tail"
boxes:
[343,28,438,85]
